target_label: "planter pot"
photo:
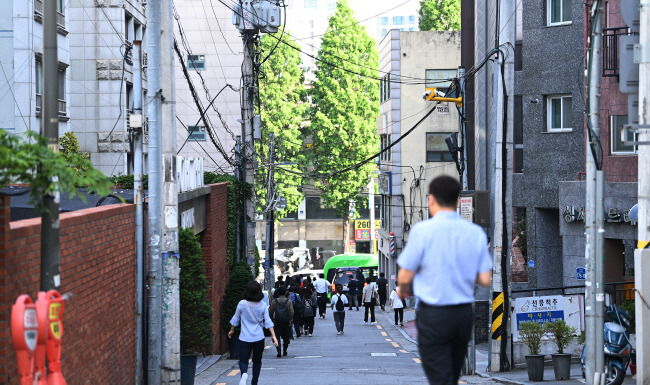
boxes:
[552,353,572,380]
[180,355,198,385]
[525,354,545,381]
[228,335,240,360]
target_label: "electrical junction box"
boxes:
[232,1,281,33]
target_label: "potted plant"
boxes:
[545,320,577,380]
[220,261,254,359]
[519,321,545,381]
[179,228,214,385]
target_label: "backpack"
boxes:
[303,298,315,317]
[291,293,303,314]
[274,299,290,323]
[335,295,345,311]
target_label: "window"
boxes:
[305,0,317,9]
[381,195,392,231]
[35,59,67,116]
[425,69,456,89]
[611,115,636,154]
[187,54,205,70]
[393,16,405,25]
[380,74,391,103]
[380,134,392,162]
[408,15,416,24]
[514,41,522,71]
[35,60,43,95]
[188,125,206,141]
[547,95,572,132]
[377,17,388,26]
[409,27,415,31]
[548,0,571,25]
[57,0,64,13]
[426,133,454,162]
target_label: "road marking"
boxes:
[294,356,323,359]
[391,342,400,348]
[381,331,387,336]
[458,381,466,384]
[342,368,379,371]
[399,349,408,353]
[227,370,239,376]
[413,358,422,364]
[265,345,271,349]
[215,383,226,385]
[385,338,392,341]
[376,325,383,329]
[371,352,397,357]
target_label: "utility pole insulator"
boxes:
[232,0,281,33]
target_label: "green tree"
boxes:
[257,30,308,219]
[59,131,90,176]
[0,129,111,213]
[308,0,379,235]
[418,0,461,31]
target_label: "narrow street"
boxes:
[195,307,498,385]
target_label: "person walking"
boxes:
[376,272,388,311]
[313,273,330,319]
[330,284,348,335]
[300,287,316,336]
[361,277,378,325]
[397,175,492,385]
[228,280,279,385]
[289,286,303,338]
[268,287,294,357]
[347,275,359,310]
[390,282,405,326]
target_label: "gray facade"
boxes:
[511,0,585,288]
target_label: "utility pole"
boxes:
[458,66,468,191]
[132,40,145,385]
[146,0,163,381]
[265,133,276,292]
[369,178,375,255]
[41,0,61,292]
[161,0,180,379]
[241,31,257,267]
[585,1,605,383]
[488,0,514,372]
[635,1,650,383]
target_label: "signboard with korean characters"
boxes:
[354,220,380,240]
[511,295,583,341]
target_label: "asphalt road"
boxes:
[195,306,500,385]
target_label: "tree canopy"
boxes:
[307,0,379,215]
[418,0,461,31]
[257,29,307,219]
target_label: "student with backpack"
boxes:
[289,286,303,338]
[330,284,348,335]
[300,287,316,336]
[268,287,294,357]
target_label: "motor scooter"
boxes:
[580,304,632,385]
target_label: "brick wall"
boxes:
[200,183,230,354]
[0,197,136,385]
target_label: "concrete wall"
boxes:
[68,0,147,176]
[0,1,14,131]
[512,0,585,288]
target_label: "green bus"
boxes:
[323,253,379,293]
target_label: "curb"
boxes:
[381,307,418,345]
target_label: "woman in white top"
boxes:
[390,283,405,326]
[229,280,278,385]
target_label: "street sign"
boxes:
[528,260,534,268]
[576,267,586,280]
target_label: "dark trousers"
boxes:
[333,311,346,332]
[364,301,376,322]
[416,303,473,385]
[317,293,327,317]
[275,321,291,353]
[293,316,302,337]
[379,292,387,309]
[303,316,314,334]
[238,338,264,385]
[394,308,404,324]
[347,293,359,309]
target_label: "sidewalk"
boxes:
[384,307,636,385]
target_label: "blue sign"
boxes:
[576,267,586,280]
[516,310,565,328]
[528,260,534,268]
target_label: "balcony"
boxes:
[34,0,67,34]
[34,0,43,20]
[58,99,66,117]
[35,95,67,120]
[36,93,42,116]
[602,27,630,78]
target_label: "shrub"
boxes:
[179,228,213,355]
[544,320,577,354]
[220,261,255,334]
[519,322,544,355]
[620,300,636,334]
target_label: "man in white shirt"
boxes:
[330,284,349,334]
[313,273,330,319]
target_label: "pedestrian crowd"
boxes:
[228,272,394,385]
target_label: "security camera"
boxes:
[422,90,432,99]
